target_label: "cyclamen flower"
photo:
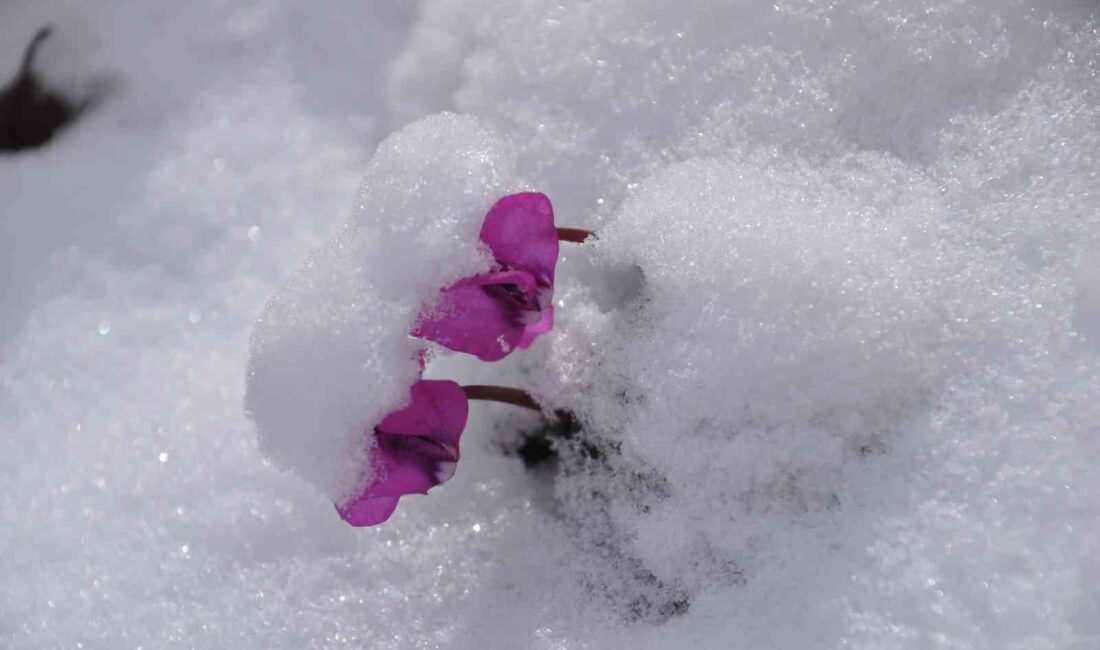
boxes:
[337,380,469,526]
[413,192,559,361]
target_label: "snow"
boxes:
[2,0,1099,648]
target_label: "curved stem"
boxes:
[20,27,52,78]
[557,227,594,243]
[462,385,541,412]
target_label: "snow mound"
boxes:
[246,113,515,503]
[545,151,1032,610]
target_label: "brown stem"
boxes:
[557,227,594,243]
[462,385,541,411]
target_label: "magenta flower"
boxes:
[337,380,469,527]
[413,192,559,361]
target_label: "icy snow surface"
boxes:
[2,1,1099,648]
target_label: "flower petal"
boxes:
[479,192,559,284]
[366,434,457,497]
[375,380,469,453]
[337,495,399,527]
[336,380,468,527]
[517,300,553,349]
[412,271,539,361]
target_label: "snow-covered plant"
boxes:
[248,117,594,527]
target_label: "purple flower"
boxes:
[337,380,469,526]
[413,192,559,361]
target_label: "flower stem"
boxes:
[557,227,594,243]
[462,385,541,411]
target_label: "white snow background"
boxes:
[2,1,1099,648]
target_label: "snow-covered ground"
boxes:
[2,1,1099,648]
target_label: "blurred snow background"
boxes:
[2,0,1099,648]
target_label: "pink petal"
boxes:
[517,300,554,349]
[376,380,469,457]
[337,495,399,527]
[412,270,540,362]
[479,192,559,284]
[336,380,468,527]
[367,433,459,497]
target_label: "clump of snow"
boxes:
[247,113,514,503]
[545,150,1036,610]
[2,0,1099,648]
